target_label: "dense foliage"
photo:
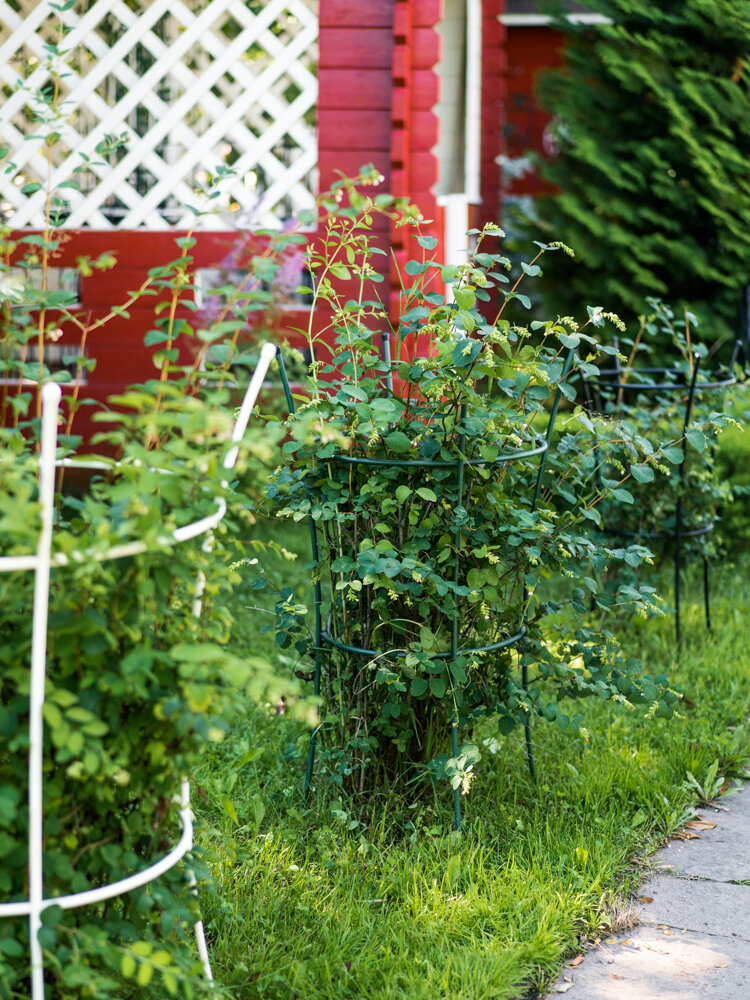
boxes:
[264,178,682,806]
[0,31,306,993]
[513,0,750,351]
[583,300,738,561]
[0,395,287,997]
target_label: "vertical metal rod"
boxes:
[524,348,575,779]
[28,382,61,1000]
[450,404,467,831]
[703,555,712,632]
[532,348,575,509]
[188,348,276,981]
[674,496,682,652]
[729,338,742,372]
[382,330,394,393]
[674,355,701,651]
[275,350,323,799]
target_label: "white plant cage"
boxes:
[0,341,278,998]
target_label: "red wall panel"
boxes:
[503,25,565,197]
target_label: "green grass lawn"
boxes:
[195,521,750,999]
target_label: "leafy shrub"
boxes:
[263,178,681,806]
[0,34,307,994]
[581,300,738,562]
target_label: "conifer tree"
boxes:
[516,0,750,352]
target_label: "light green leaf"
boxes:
[385,431,411,453]
[630,464,654,483]
[121,954,137,979]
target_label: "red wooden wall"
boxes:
[502,25,565,197]
[10,1,564,436]
[7,230,310,443]
[476,0,506,229]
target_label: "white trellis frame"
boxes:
[0,341,278,999]
[0,0,318,229]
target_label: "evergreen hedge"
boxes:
[514,0,750,352]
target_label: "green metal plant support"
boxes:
[582,342,739,649]
[275,342,575,828]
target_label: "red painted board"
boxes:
[409,110,440,150]
[317,109,391,150]
[317,68,393,110]
[409,151,439,192]
[504,25,566,196]
[320,0,393,28]
[318,151,391,192]
[319,28,391,69]
[411,0,441,28]
[392,46,410,82]
[412,28,441,69]
[410,70,439,110]
[10,230,240,269]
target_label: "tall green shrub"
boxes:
[0,26,307,992]
[515,0,750,351]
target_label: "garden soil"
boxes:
[542,779,750,999]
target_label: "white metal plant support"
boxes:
[0,341,278,999]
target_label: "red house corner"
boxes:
[3,0,568,434]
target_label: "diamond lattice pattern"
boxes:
[0,0,319,229]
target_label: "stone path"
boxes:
[542,780,750,999]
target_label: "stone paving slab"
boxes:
[637,874,750,942]
[654,790,750,881]
[544,926,750,999]
[540,781,750,999]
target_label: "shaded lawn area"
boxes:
[195,520,750,999]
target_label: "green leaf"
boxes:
[121,954,137,978]
[340,383,367,401]
[144,329,170,347]
[686,428,706,451]
[410,677,429,697]
[454,287,475,310]
[417,234,438,250]
[419,625,436,651]
[136,962,154,987]
[458,309,476,333]
[609,487,634,504]
[416,487,437,503]
[445,855,461,886]
[220,794,240,826]
[384,431,411,453]
[395,485,411,503]
[662,446,684,464]
[429,676,446,698]
[163,973,179,996]
[630,464,654,483]
[452,338,482,367]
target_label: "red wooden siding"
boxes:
[475,0,506,229]
[503,25,565,197]
[389,0,444,357]
[7,230,309,443]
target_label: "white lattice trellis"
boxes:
[0,0,318,229]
